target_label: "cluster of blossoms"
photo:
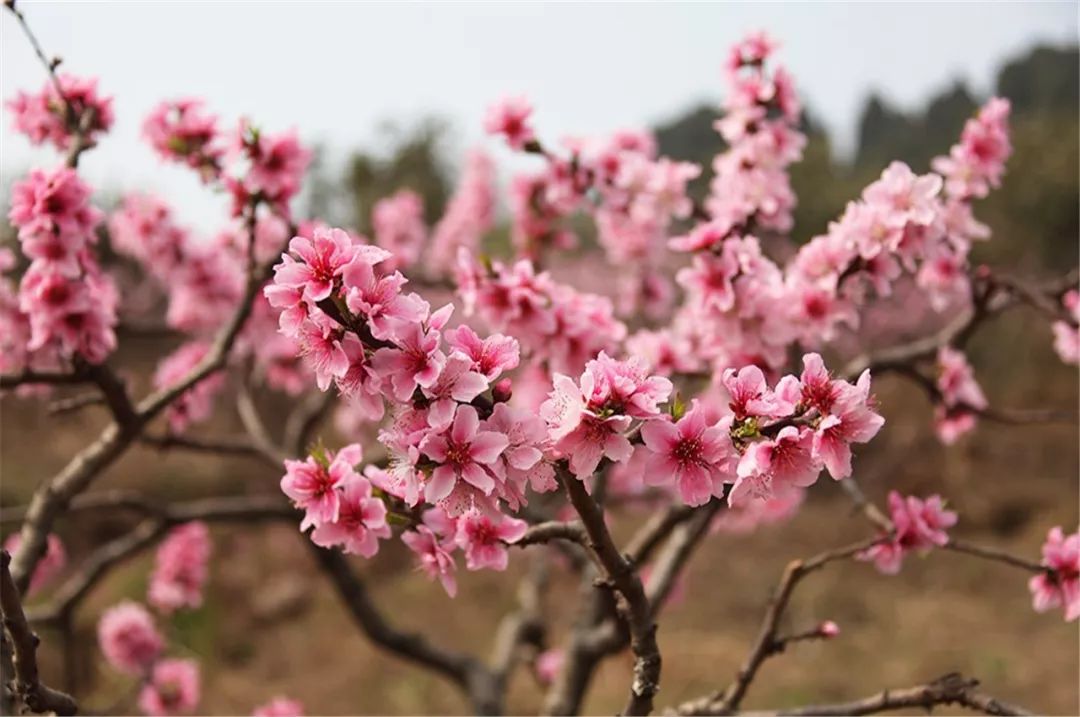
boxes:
[639,354,883,507]
[142,99,224,180]
[706,31,803,234]
[95,522,213,715]
[455,251,626,375]
[933,346,988,444]
[1028,526,1079,622]
[373,189,427,272]
[427,150,496,275]
[858,491,957,574]
[143,99,310,219]
[6,74,113,151]
[5,167,118,368]
[486,98,700,318]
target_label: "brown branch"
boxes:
[0,551,77,715]
[557,465,661,716]
[743,672,1032,716]
[943,538,1046,574]
[139,432,282,468]
[517,520,588,549]
[675,537,882,715]
[645,503,721,619]
[283,389,336,456]
[25,494,295,625]
[303,543,502,714]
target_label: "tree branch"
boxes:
[0,550,77,715]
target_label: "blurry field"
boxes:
[1,303,1077,716]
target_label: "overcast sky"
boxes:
[2,2,1077,231]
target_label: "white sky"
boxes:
[2,2,1077,232]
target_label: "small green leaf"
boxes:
[670,392,686,421]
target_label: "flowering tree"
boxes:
[1,6,1077,716]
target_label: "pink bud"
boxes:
[819,620,840,638]
[492,378,513,404]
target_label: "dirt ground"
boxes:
[2,305,1078,716]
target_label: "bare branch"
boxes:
[675,537,882,715]
[943,538,1046,574]
[742,672,1032,716]
[0,551,77,715]
[140,432,283,469]
[557,465,662,716]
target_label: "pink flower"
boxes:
[253,697,305,717]
[445,325,520,381]
[9,167,102,270]
[241,125,311,209]
[1028,526,1079,622]
[419,405,509,503]
[402,521,459,598]
[863,161,943,227]
[540,370,635,479]
[7,74,113,151]
[3,532,65,596]
[296,318,349,392]
[373,190,426,271]
[138,658,200,716]
[429,150,495,274]
[484,96,536,150]
[640,403,734,506]
[722,365,788,421]
[143,99,222,178]
[859,491,957,574]
[534,649,564,686]
[341,254,423,342]
[281,444,364,530]
[485,402,555,500]
[97,601,164,675]
[273,228,357,303]
[933,347,986,444]
[454,509,528,571]
[731,427,820,505]
[421,352,490,430]
[932,98,1012,200]
[310,473,390,557]
[370,310,450,402]
[148,522,211,614]
[812,370,884,480]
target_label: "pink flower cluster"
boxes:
[6,74,113,151]
[373,189,427,272]
[97,601,165,675]
[143,99,223,180]
[148,522,212,614]
[598,354,881,510]
[108,194,243,334]
[138,658,201,716]
[3,532,66,596]
[706,31,803,235]
[143,100,310,217]
[428,150,496,275]
[1051,290,1079,365]
[858,491,957,574]
[487,104,699,317]
[281,444,390,557]
[933,346,987,444]
[541,352,673,478]
[932,97,1012,200]
[5,167,117,367]
[456,252,626,375]
[1028,526,1079,622]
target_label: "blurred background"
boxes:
[1,3,1078,715]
